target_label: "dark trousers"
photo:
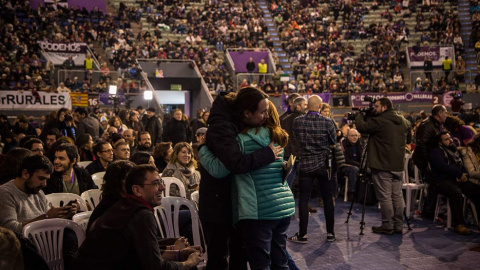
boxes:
[432,180,480,226]
[298,168,335,236]
[201,220,247,270]
[239,218,290,270]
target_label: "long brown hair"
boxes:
[265,100,288,148]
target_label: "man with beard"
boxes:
[429,132,480,234]
[134,131,153,154]
[355,98,410,235]
[142,108,163,145]
[45,143,97,195]
[0,155,77,234]
[76,165,203,269]
[85,142,115,175]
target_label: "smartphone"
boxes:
[65,200,76,207]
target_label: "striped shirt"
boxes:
[293,112,336,173]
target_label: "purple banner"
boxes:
[407,46,440,62]
[229,51,269,73]
[351,92,433,107]
[281,93,331,112]
[98,93,125,105]
[29,0,106,13]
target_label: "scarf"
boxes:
[175,162,197,187]
[125,194,154,212]
[440,145,463,167]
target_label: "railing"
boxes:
[235,72,276,90]
[86,46,101,70]
[409,69,473,90]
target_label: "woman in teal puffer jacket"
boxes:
[199,97,295,270]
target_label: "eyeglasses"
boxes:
[100,149,114,153]
[32,148,44,153]
[142,179,165,189]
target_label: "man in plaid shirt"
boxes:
[288,95,337,243]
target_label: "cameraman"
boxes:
[355,97,411,235]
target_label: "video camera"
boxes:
[449,92,462,99]
[347,96,377,120]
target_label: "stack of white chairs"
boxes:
[23,219,85,270]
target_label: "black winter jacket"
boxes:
[42,166,97,195]
[76,197,183,270]
[412,116,443,171]
[281,110,304,159]
[198,93,275,223]
[162,118,191,145]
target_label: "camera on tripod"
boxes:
[346,96,377,120]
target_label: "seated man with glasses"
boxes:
[43,143,97,195]
[77,164,203,269]
[86,141,114,175]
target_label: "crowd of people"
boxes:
[3,0,480,269]
[3,86,480,269]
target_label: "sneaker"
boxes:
[308,205,317,213]
[326,233,336,242]
[372,226,394,235]
[288,233,307,244]
[455,225,470,235]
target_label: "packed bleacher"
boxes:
[3,0,480,269]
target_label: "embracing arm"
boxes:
[198,145,231,178]
[207,121,275,174]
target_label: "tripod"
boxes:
[344,137,412,235]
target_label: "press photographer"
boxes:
[355,97,411,235]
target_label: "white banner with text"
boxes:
[0,91,72,110]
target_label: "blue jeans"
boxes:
[299,168,335,236]
[239,218,291,270]
[342,166,359,192]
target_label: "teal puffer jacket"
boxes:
[199,127,295,225]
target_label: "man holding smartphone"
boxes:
[0,155,78,234]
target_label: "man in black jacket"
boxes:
[198,89,281,269]
[412,104,446,218]
[246,57,255,83]
[43,143,97,195]
[76,165,203,269]
[282,97,307,160]
[142,108,163,145]
[341,128,365,201]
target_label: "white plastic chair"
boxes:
[23,219,86,270]
[402,153,425,218]
[434,194,452,228]
[46,193,88,212]
[76,161,92,169]
[162,176,187,198]
[153,197,203,247]
[81,189,102,210]
[91,171,106,188]
[191,190,199,206]
[72,211,93,231]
